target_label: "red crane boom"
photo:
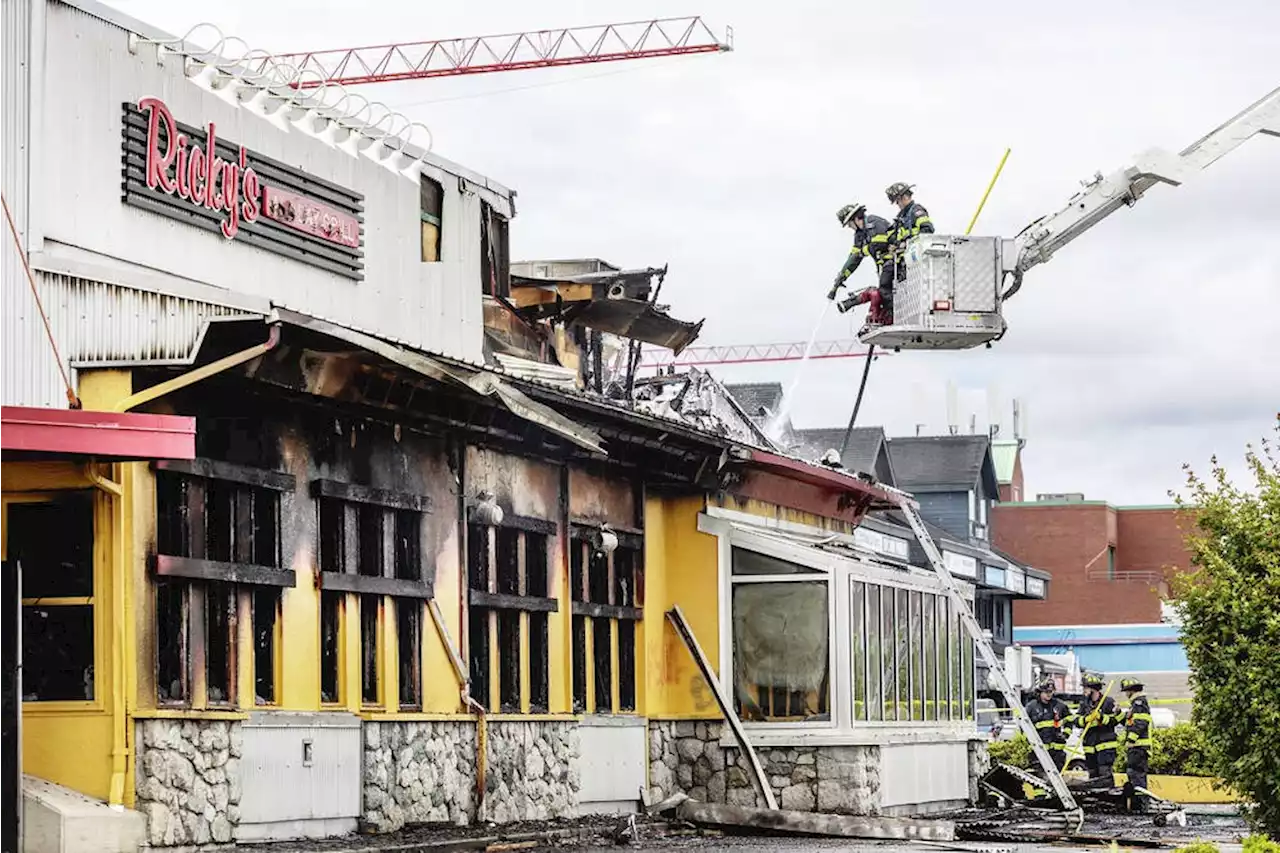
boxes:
[270,17,732,88]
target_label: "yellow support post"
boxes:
[965,148,1011,236]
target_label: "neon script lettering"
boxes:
[139,97,261,239]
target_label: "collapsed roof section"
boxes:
[633,368,777,450]
[506,259,704,354]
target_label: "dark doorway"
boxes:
[0,558,19,850]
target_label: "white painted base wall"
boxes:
[575,717,647,815]
[879,742,970,808]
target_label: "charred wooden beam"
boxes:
[153,554,296,588]
[570,601,643,621]
[310,479,432,513]
[468,590,559,613]
[155,458,295,491]
[319,572,433,599]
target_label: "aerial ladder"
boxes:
[860,85,1280,351]
[884,483,1085,830]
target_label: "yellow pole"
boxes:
[965,148,1011,235]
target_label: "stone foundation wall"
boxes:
[362,721,476,833]
[362,719,580,833]
[134,719,241,847]
[650,721,986,817]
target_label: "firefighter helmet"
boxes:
[1120,677,1145,692]
[837,203,866,227]
[1082,673,1105,690]
[885,182,915,201]
[1036,678,1056,694]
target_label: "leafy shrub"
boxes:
[1174,843,1221,853]
[1243,836,1280,853]
[988,733,1032,769]
[1149,723,1215,777]
[1170,430,1280,836]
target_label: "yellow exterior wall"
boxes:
[3,369,135,805]
[642,494,720,719]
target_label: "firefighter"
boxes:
[1072,672,1122,785]
[1024,678,1071,771]
[1121,677,1153,808]
[827,203,896,325]
[885,181,935,283]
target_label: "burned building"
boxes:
[3,3,989,850]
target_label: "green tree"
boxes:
[1170,423,1280,835]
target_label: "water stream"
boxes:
[766,301,833,440]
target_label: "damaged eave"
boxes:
[562,298,704,354]
[744,448,900,523]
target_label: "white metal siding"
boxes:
[238,716,362,827]
[44,273,255,365]
[32,2,487,365]
[2,0,39,406]
[577,720,646,813]
[878,742,970,807]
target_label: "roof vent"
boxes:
[1036,492,1085,502]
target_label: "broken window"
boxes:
[466,515,558,713]
[569,528,645,715]
[252,588,279,705]
[151,460,295,707]
[311,480,433,710]
[397,600,421,709]
[206,583,235,706]
[320,590,341,704]
[479,202,510,297]
[156,580,187,704]
[361,594,380,705]
[9,495,96,702]
[420,176,443,262]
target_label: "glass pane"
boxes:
[617,619,636,713]
[952,604,963,720]
[732,547,824,576]
[963,608,975,719]
[591,617,612,713]
[732,581,829,723]
[937,595,950,721]
[909,591,923,722]
[895,588,910,722]
[866,585,882,722]
[850,582,866,722]
[923,594,937,722]
[9,496,94,598]
[880,586,895,721]
[22,604,94,701]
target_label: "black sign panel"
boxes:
[120,101,366,280]
[0,558,18,850]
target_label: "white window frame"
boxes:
[700,507,977,747]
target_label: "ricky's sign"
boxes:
[122,97,366,280]
[138,97,261,240]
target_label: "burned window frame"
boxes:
[569,523,644,716]
[466,510,558,714]
[311,479,433,709]
[7,492,99,705]
[151,459,297,708]
[479,201,510,298]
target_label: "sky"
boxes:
[112,0,1280,504]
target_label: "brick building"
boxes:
[993,498,1196,706]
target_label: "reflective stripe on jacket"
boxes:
[892,200,935,251]
[1024,697,1071,749]
[1124,694,1153,748]
[837,213,895,282]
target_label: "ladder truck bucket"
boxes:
[858,235,1011,351]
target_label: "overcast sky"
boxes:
[113,0,1280,504]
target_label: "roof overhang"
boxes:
[1,406,195,460]
[745,449,899,522]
